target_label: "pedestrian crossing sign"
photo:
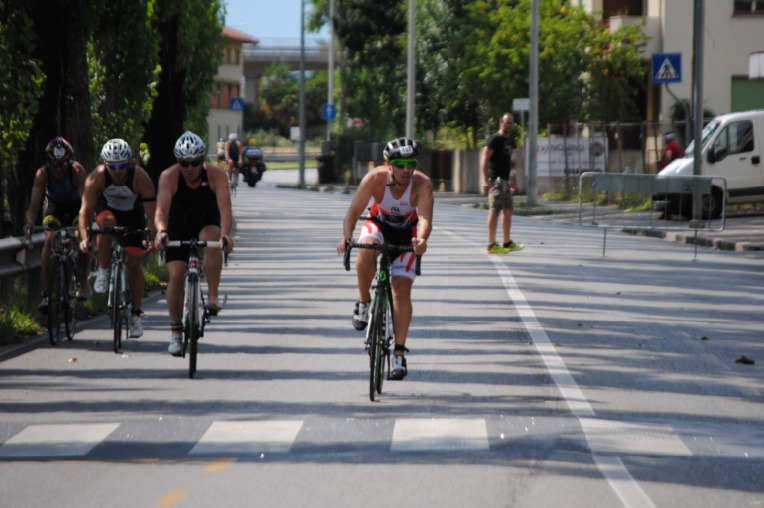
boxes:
[652,53,682,84]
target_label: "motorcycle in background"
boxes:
[241,142,266,187]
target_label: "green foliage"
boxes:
[0,2,44,172]
[89,0,161,155]
[0,305,42,345]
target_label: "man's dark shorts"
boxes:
[165,205,221,263]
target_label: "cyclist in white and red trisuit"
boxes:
[337,137,433,380]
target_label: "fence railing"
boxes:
[577,172,726,257]
[0,233,44,306]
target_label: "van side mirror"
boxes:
[707,150,716,164]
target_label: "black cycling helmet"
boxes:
[45,136,73,162]
[383,137,419,161]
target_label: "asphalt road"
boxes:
[1,169,763,508]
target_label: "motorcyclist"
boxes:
[240,138,266,187]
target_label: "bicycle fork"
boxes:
[182,256,206,340]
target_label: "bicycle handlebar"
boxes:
[160,237,229,267]
[343,239,421,276]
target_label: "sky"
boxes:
[223,0,330,42]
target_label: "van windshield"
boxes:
[684,118,720,156]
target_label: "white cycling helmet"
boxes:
[228,132,238,141]
[101,138,131,163]
[383,137,419,160]
[174,131,206,160]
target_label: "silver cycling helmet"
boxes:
[101,138,132,164]
[174,131,206,160]
[228,132,238,141]
[383,137,419,160]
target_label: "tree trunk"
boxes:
[144,13,185,185]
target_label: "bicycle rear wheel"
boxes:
[47,257,64,346]
[188,279,199,378]
[111,263,123,353]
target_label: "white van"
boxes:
[654,109,764,219]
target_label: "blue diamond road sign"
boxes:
[652,53,682,84]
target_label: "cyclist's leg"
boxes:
[356,221,383,302]
[199,224,223,307]
[95,211,117,270]
[39,231,55,306]
[390,275,414,350]
[165,260,187,324]
[124,250,144,310]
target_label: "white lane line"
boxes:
[486,254,657,508]
[0,423,119,458]
[391,418,489,452]
[189,420,303,455]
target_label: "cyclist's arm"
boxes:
[412,173,434,255]
[208,165,234,250]
[153,167,176,249]
[24,166,47,232]
[78,169,102,250]
[339,169,379,253]
[134,166,158,238]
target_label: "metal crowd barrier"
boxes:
[577,172,726,256]
[0,233,44,306]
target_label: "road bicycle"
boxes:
[162,237,228,378]
[344,239,420,401]
[89,226,148,353]
[31,226,81,345]
[228,161,239,197]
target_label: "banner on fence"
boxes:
[527,136,607,176]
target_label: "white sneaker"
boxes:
[352,301,370,331]
[168,335,183,356]
[390,355,408,380]
[93,269,108,293]
[129,313,143,338]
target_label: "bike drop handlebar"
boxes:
[160,237,229,267]
[343,239,421,276]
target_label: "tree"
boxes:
[0,0,44,237]
[142,0,224,181]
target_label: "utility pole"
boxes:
[406,0,415,138]
[527,0,539,205]
[327,0,335,140]
[691,0,704,223]
[298,0,306,186]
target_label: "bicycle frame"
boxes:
[344,240,420,401]
[163,237,228,378]
[36,226,80,345]
[89,226,146,352]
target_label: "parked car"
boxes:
[654,109,763,219]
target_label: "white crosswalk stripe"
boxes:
[0,423,119,458]
[391,418,489,452]
[189,420,304,456]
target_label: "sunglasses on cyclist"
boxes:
[390,159,418,170]
[178,158,204,168]
[106,162,128,170]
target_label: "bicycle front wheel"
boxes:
[188,279,199,378]
[47,256,64,346]
[111,263,123,353]
[64,257,77,341]
[369,293,386,401]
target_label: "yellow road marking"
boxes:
[153,489,188,507]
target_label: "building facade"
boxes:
[573,0,764,120]
[207,26,258,152]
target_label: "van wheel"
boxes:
[701,187,724,220]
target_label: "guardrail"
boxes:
[578,172,726,257]
[0,233,44,306]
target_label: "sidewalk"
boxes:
[293,174,764,252]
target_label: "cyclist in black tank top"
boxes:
[155,131,233,356]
